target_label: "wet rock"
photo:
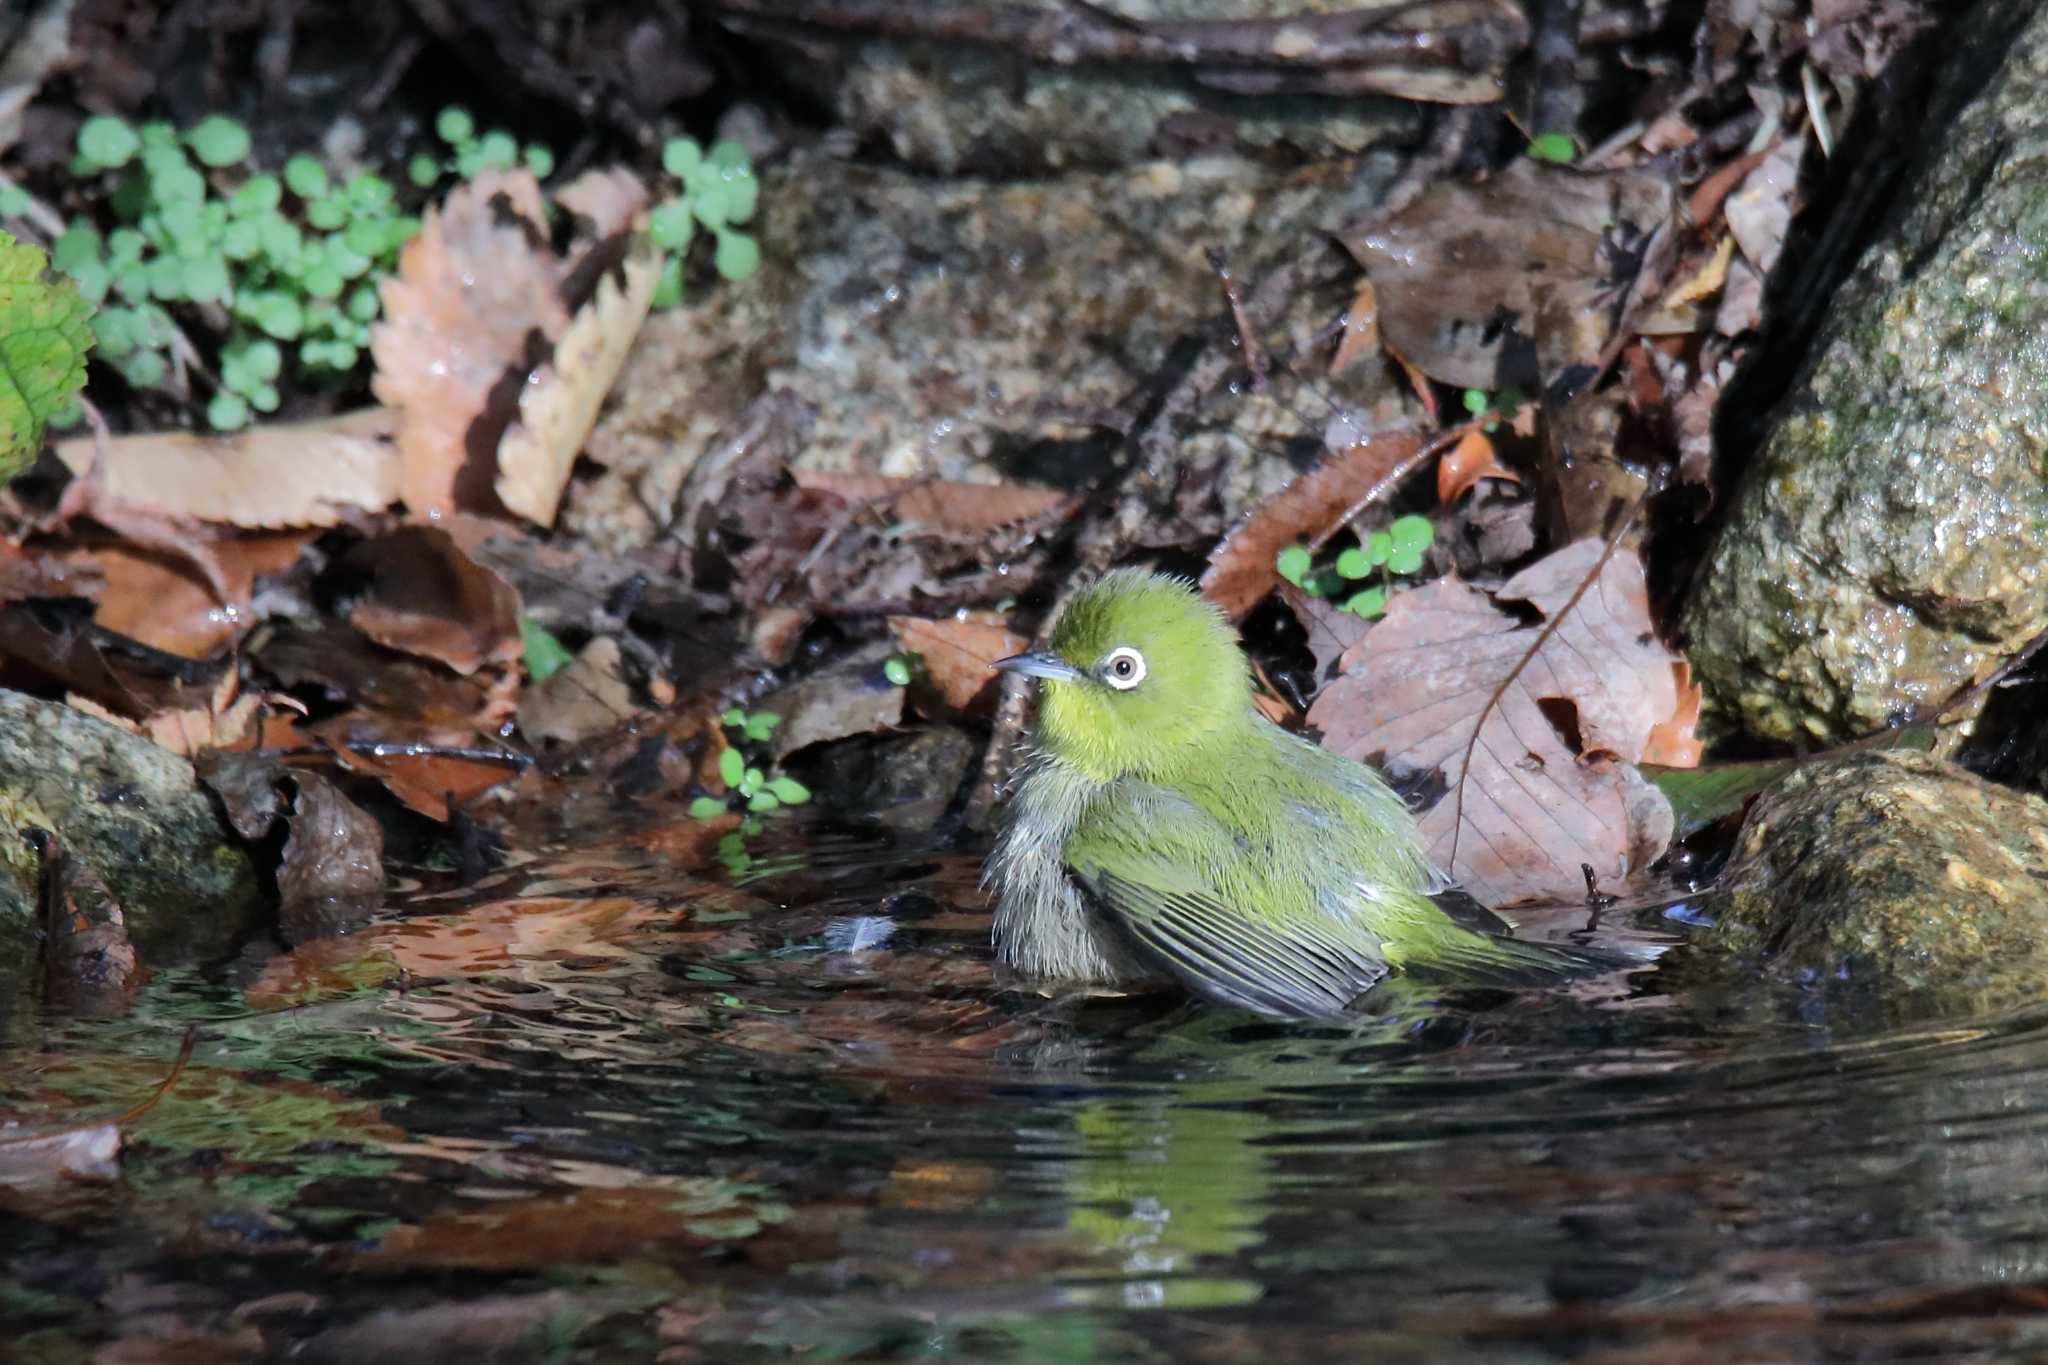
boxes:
[1683,0,2048,745]
[788,725,979,829]
[727,0,1439,175]
[0,691,265,1020]
[566,147,1408,553]
[1694,750,2048,1019]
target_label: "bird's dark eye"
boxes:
[1102,646,1146,690]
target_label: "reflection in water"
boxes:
[3,817,2048,1361]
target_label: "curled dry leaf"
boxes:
[890,613,1026,712]
[52,407,402,528]
[497,242,663,526]
[1201,428,1425,619]
[1307,538,1700,904]
[1436,428,1520,505]
[342,525,523,676]
[71,530,314,660]
[371,170,573,519]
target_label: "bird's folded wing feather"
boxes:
[1064,782,1390,1019]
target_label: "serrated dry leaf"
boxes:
[1308,538,1699,904]
[891,613,1025,712]
[1200,428,1425,619]
[52,407,400,528]
[342,526,523,676]
[790,472,1073,537]
[371,170,572,519]
[497,244,662,526]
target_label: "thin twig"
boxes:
[1313,421,1475,551]
[1208,247,1269,395]
[115,1028,198,1125]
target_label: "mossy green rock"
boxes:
[1701,751,2048,1018]
[1683,0,2048,745]
[0,691,265,1017]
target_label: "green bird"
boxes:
[986,568,1619,1019]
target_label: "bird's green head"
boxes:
[996,569,1252,781]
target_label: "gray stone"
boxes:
[789,725,979,829]
[1683,0,2048,745]
[566,147,1408,553]
[1694,750,2048,1021]
[722,1,1443,175]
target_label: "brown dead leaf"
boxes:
[517,636,635,745]
[1341,159,1674,389]
[52,408,401,528]
[790,472,1073,537]
[1727,135,1805,277]
[198,754,385,942]
[1436,428,1520,505]
[1201,429,1426,619]
[497,242,663,526]
[343,526,523,676]
[891,613,1025,713]
[77,530,314,660]
[0,541,101,605]
[1307,538,1697,904]
[371,170,572,519]
[1329,276,1379,375]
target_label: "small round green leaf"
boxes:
[1335,547,1371,579]
[181,256,230,303]
[306,196,348,230]
[435,107,474,147]
[1343,587,1387,618]
[648,200,693,251]
[206,391,250,430]
[713,232,759,281]
[688,796,728,821]
[708,140,749,172]
[76,115,139,171]
[1389,514,1434,554]
[1387,546,1425,576]
[746,791,780,814]
[650,256,682,311]
[1526,131,1577,165]
[883,655,912,688]
[185,115,250,167]
[283,154,328,199]
[523,144,554,179]
[477,131,517,170]
[1276,544,1312,586]
[231,175,282,217]
[766,776,809,805]
[408,154,441,188]
[718,746,745,788]
[662,137,702,177]
[1366,530,1392,567]
[120,348,166,390]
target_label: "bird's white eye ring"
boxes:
[1102,646,1146,690]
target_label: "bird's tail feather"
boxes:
[1406,933,1647,990]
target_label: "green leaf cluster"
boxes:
[1275,513,1435,619]
[648,136,762,307]
[412,105,557,190]
[690,707,811,820]
[0,230,95,478]
[54,114,418,429]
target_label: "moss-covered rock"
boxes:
[1683,0,2048,744]
[1696,750,2048,1019]
[0,691,265,1023]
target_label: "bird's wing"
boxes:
[1064,782,1390,1020]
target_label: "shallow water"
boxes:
[6,813,2048,1363]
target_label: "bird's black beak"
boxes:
[992,651,1084,683]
